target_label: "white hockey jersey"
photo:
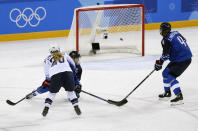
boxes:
[44,53,76,79]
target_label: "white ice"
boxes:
[0,27,198,131]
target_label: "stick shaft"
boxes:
[6,90,37,106]
[124,69,155,99]
[81,90,108,102]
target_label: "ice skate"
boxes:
[159,90,171,101]
[74,105,81,115]
[170,92,184,106]
[42,106,49,117]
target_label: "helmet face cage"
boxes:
[69,51,80,59]
[160,22,171,36]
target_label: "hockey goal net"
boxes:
[66,4,145,56]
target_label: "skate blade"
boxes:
[159,97,171,101]
[170,100,184,106]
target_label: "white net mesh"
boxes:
[65,4,144,56]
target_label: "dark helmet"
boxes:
[69,51,81,58]
[160,22,171,36]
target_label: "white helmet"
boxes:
[49,43,60,54]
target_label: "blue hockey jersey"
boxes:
[160,31,192,62]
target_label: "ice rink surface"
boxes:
[0,27,198,131]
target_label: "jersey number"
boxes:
[51,58,65,67]
[177,36,187,47]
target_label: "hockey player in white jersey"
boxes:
[42,44,81,117]
[25,51,82,99]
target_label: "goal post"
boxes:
[66,4,145,56]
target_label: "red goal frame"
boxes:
[75,4,145,56]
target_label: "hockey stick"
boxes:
[81,90,126,106]
[6,90,36,106]
[108,69,155,106]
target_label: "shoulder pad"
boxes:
[61,52,65,55]
[167,31,179,41]
[47,55,53,60]
[44,55,53,63]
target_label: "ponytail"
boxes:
[52,52,63,62]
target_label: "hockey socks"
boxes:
[68,91,81,115]
[159,90,171,100]
[42,93,56,117]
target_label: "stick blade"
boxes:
[6,100,16,106]
[108,99,128,106]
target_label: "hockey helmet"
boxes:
[49,43,60,54]
[160,22,171,36]
[69,51,81,58]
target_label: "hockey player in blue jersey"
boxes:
[26,51,82,99]
[68,51,82,98]
[154,22,192,105]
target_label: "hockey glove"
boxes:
[75,84,82,94]
[155,60,163,71]
[42,80,50,88]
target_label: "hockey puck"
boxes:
[120,38,123,41]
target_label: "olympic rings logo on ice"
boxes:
[9,7,46,28]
